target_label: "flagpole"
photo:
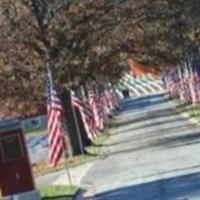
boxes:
[46,65,73,187]
[61,122,73,186]
[66,68,85,158]
[63,149,73,186]
[70,91,85,158]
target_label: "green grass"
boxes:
[0,186,78,200]
[94,131,109,145]
[33,131,110,176]
[40,185,79,200]
[86,132,109,156]
[189,106,200,118]
[174,98,200,120]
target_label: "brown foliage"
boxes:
[1,0,200,118]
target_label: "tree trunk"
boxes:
[61,89,91,156]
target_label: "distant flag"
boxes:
[177,65,185,100]
[104,88,117,112]
[194,65,200,104]
[187,64,199,104]
[110,88,119,109]
[98,93,105,130]
[170,69,179,97]
[88,88,104,131]
[100,91,111,117]
[100,87,119,117]
[82,96,99,138]
[182,64,192,102]
[47,68,68,168]
[71,92,94,140]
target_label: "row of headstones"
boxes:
[116,73,164,97]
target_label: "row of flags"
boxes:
[47,68,119,167]
[163,60,200,104]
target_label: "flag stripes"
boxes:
[47,71,120,168]
[164,61,200,105]
[88,89,104,131]
[71,93,96,139]
[81,87,119,136]
[47,68,68,168]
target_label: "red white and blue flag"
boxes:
[82,96,99,138]
[88,89,104,131]
[101,91,112,117]
[71,92,98,139]
[47,68,68,168]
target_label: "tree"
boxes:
[2,0,200,118]
[0,0,130,118]
[131,0,200,67]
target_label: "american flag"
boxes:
[178,65,191,102]
[88,89,104,131]
[110,88,119,110]
[164,71,174,95]
[169,70,179,97]
[103,88,118,113]
[71,92,97,139]
[100,91,111,117]
[47,68,68,168]
[83,97,99,137]
[188,64,199,104]
[194,65,200,103]
[182,64,192,102]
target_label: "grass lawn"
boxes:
[86,131,109,156]
[40,185,79,200]
[33,131,110,176]
[174,98,200,120]
[189,106,200,118]
[0,186,78,200]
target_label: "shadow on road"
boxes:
[95,171,200,200]
[111,116,188,136]
[83,94,200,200]
[111,105,180,130]
[102,123,195,148]
[120,93,168,113]
[101,129,200,157]
[104,94,200,156]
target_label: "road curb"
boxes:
[74,189,85,200]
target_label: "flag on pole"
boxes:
[83,96,99,137]
[109,88,119,110]
[194,65,200,104]
[71,92,97,139]
[100,91,111,117]
[187,64,199,104]
[47,68,68,168]
[98,93,105,130]
[88,88,104,131]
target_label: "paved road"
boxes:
[81,93,200,200]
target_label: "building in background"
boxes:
[128,55,161,79]
[21,115,47,134]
